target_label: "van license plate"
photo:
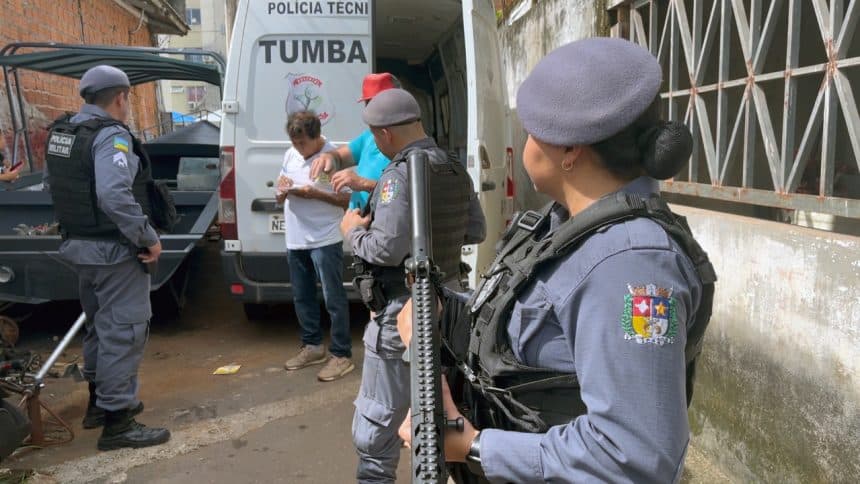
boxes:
[269,214,285,233]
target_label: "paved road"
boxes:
[1,240,731,483]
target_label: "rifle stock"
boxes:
[405,150,447,483]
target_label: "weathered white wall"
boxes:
[675,205,860,482]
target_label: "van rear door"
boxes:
[229,1,373,253]
[462,0,510,286]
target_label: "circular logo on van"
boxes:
[285,73,335,126]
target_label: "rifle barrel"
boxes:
[407,151,447,484]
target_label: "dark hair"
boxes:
[286,111,321,139]
[591,97,693,180]
[84,86,129,107]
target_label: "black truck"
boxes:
[0,43,224,318]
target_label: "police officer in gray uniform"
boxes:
[340,88,486,483]
[397,38,717,483]
[44,65,170,450]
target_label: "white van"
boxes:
[218,0,514,317]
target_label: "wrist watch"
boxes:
[465,431,484,477]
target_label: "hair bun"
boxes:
[638,121,693,180]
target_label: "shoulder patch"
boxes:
[112,151,128,168]
[113,136,129,153]
[379,178,400,204]
[621,284,677,345]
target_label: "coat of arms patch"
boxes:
[621,284,678,345]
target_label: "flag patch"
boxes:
[113,136,129,153]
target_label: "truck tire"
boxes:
[243,303,270,321]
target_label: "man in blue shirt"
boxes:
[310,73,400,209]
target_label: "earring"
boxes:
[561,161,574,172]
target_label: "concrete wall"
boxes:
[0,0,161,170]
[675,205,860,483]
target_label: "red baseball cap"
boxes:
[358,73,398,102]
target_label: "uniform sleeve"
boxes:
[480,248,697,484]
[92,129,159,248]
[347,166,410,266]
[464,191,486,245]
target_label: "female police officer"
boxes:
[397,37,716,483]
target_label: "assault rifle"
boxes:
[404,151,462,483]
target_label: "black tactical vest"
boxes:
[446,192,716,440]
[45,114,155,241]
[361,145,472,287]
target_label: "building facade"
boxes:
[160,0,226,117]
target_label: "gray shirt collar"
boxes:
[547,176,660,232]
[620,175,660,196]
[79,104,113,119]
[398,137,436,155]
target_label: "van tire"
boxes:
[243,303,270,321]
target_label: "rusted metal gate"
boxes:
[609,0,860,219]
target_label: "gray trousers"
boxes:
[352,296,410,484]
[78,258,152,411]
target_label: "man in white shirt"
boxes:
[277,111,353,382]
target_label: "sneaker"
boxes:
[317,356,355,382]
[284,345,328,371]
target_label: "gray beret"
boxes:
[517,37,663,146]
[79,65,131,98]
[362,88,421,128]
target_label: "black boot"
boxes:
[82,382,101,429]
[82,383,144,429]
[97,409,170,451]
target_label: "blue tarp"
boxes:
[171,112,198,124]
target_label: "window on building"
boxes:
[170,86,184,94]
[184,53,204,64]
[186,8,201,25]
[186,86,206,105]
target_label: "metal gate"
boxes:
[610,0,860,219]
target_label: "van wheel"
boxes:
[243,303,270,321]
